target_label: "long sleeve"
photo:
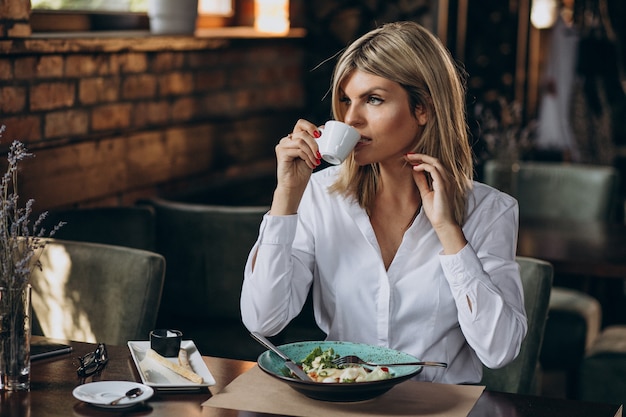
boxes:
[240,214,314,336]
[440,185,526,369]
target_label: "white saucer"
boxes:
[72,381,154,409]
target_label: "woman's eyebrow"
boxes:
[358,87,387,97]
[340,87,388,99]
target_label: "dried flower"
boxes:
[472,97,537,164]
[0,125,64,292]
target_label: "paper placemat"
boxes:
[203,365,485,417]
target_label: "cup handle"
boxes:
[316,125,326,148]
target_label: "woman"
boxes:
[240,21,526,384]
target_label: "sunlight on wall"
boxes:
[199,0,232,15]
[31,245,97,343]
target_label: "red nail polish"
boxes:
[316,151,322,159]
[313,130,321,138]
[315,158,321,166]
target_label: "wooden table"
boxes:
[518,218,626,324]
[517,218,626,279]
[3,337,621,417]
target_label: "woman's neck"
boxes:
[376,160,420,199]
[368,168,421,269]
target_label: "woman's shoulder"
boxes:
[463,182,519,246]
[468,181,518,213]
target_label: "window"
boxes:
[31,0,148,12]
[32,0,234,15]
[30,0,235,32]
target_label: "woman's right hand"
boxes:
[270,119,322,215]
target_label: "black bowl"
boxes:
[257,341,423,402]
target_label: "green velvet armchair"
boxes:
[482,160,620,222]
[579,326,626,406]
[30,239,165,346]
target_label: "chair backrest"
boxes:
[480,256,553,394]
[483,160,620,222]
[30,239,165,346]
[141,198,268,322]
[40,205,157,251]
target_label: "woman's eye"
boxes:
[339,96,351,105]
[367,96,383,105]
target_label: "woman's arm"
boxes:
[240,214,315,337]
[242,118,325,336]
[441,199,527,369]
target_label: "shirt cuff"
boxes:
[439,243,485,286]
[258,213,298,245]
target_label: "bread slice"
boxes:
[178,348,193,371]
[146,348,203,384]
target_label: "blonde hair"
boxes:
[329,21,473,225]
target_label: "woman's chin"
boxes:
[353,146,373,166]
[352,153,369,166]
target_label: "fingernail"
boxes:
[406,152,415,156]
[315,158,321,166]
[316,151,322,159]
[313,130,321,138]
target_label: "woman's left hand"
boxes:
[406,153,467,253]
[405,154,454,227]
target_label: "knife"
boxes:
[250,332,312,381]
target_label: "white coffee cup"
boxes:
[317,121,360,165]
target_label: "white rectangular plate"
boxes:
[128,340,216,391]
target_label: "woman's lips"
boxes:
[355,137,370,150]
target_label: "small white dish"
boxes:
[128,340,216,391]
[72,381,153,409]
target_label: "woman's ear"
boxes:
[414,105,428,126]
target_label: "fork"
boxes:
[332,355,447,368]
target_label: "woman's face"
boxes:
[338,69,427,167]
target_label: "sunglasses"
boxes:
[76,343,108,377]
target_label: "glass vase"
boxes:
[0,284,32,391]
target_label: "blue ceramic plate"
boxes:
[257,341,422,402]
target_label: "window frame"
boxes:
[30,9,150,32]
[30,5,235,33]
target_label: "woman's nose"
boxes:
[343,106,361,127]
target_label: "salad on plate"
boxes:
[300,346,392,383]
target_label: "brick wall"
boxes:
[0,33,306,211]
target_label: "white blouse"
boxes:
[240,166,527,384]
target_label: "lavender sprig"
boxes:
[0,125,63,291]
